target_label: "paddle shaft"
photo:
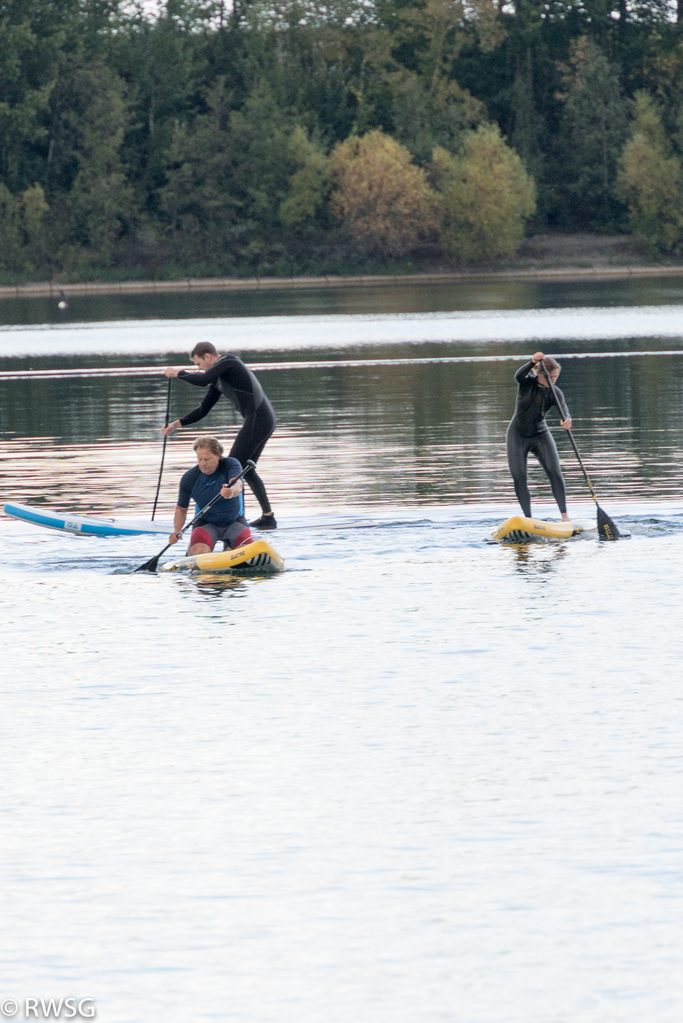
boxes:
[151,378,172,520]
[537,363,603,508]
[134,460,255,572]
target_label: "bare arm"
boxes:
[169,505,188,545]
[220,479,244,500]
[162,419,182,438]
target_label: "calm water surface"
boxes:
[3,273,683,325]
[1,280,683,1023]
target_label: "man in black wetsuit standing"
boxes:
[162,342,277,530]
[507,351,573,521]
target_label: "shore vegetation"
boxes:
[2,0,683,281]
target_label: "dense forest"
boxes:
[2,0,683,281]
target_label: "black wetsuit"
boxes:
[177,354,276,514]
[506,361,570,517]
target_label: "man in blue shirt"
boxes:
[169,436,253,555]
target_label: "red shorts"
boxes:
[189,521,253,550]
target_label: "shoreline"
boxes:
[3,263,683,300]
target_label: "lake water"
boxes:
[1,278,683,1023]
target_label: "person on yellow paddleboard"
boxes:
[507,352,573,521]
[169,436,253,556]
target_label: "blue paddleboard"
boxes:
[3,502,171,537]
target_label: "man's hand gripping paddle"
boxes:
[538,362,620,541]
[133,460,256,573]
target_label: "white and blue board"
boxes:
[3,502,171,537]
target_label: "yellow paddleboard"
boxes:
[159,539,285,574]
[491,516,583,542]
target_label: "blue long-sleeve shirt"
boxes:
[177,456,244,524]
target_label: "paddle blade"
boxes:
[597,505,620,541]
[133,555,161,573]
[132,542,170,573]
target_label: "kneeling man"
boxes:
[170,436,253,555]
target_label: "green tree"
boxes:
[19,180,49,268]
[329,129,436,255]
[510,47,544,186]
[160,81,324,272]
[556,37,629,230]
[617,92,683,254]
[110,0,212,217]
[237,0,369,143]
[46,58,134,269]
[387,74,485,164]
[434,124,536,262]
[0,182,23,273]
[642,38,683,156]
[2,0,683,280]
[0,13,54,194]
[358,0,494,162]
[0,180,49,276]
[279,126,329,231]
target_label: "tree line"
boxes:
[1,0,683,282]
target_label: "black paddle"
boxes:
[133,459,255,573]
[151,378,172,520]
[539,361,620,541]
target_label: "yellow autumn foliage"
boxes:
[329,130,436,256]
[435,124,536,262]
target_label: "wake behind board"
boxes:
[492,516,583,543]
[159,539,284,575]
[3,502,172,537]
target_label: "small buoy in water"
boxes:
[57,290,68,310]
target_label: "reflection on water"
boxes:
[4,305,683,358]
[507,542,571,574]
[2,355,683,514]
[174,574,250,598]
[3,283,683,1023]
[4,275,683,326]
[2,508,682,1023]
